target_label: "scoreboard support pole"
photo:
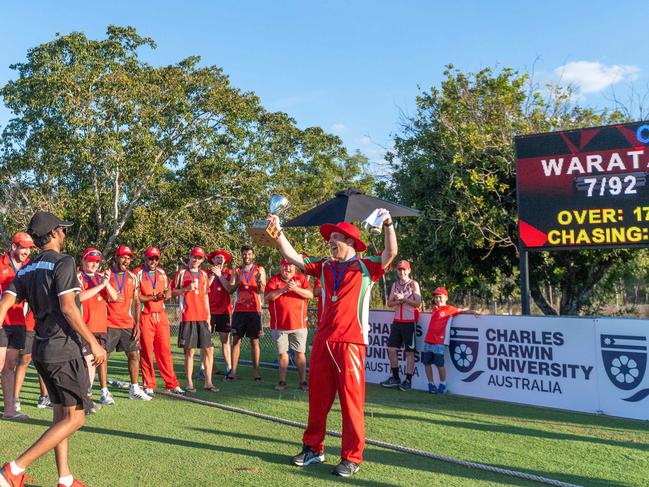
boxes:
[519,247,531,315]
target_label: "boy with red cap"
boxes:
[77,247,118,408]
[104,245,151,401]
[0,231,35,420]
[136,247,183,395]
[269,209,397,477]
[227,245,266,382]
[207,249,234,376]
[265,258,313,391]
[172,246,217,392]
[422,287,479,394]
[381,259,422,391]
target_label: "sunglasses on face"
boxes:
[56,226,67,235]
[147,257,159,262]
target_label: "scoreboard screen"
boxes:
[516,121,649,250]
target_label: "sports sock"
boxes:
[58,474,73,486]
[440,381,446,385]
[9,461,25,475]
[391,367,399,380]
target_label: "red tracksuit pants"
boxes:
[302,339,366,464]
[140,312,179,390]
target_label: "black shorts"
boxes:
[211,314,231,333]
[34,357,91,409]
[178,321,213,350]
[107,328,139,353]
[82,333,108,357]
[387,321,416,352]
[0,325,26,350]
[231,312,262,339]
[19,331,35,356]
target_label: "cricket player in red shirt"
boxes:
[78,247,118,408]
[172,246,218,393]
[269,209,397,477]
[136,247,183,395]
[105,246,151,401]
[265,258,313,391]
[207,250,234,376]
[0,232,35,420]
[227,246,266,382]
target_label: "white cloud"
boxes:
[330,123,346,134]
[554,61,640,94]
[359,136,372,146]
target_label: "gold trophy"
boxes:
[247,195,290,247]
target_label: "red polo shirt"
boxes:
[0,253,29,326]
[135,266,169,315]
[265,273,310,330]
[78,271,108,334]
[424,305,461,345]
[107,270,138,328]
[208,269,232,315]
[233,264,263,313]
[173,268,209,322]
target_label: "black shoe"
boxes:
[398,380,412,391]
[292,445,325,466]
[332,460,360,477]
[380,376,401,388]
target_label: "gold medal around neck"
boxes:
[244,285,249,289]
[331,295,338,302]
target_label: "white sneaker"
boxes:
[167,386,185,395]
[129,386,152,401]
[144,388,155,396]
[99,390,115,405]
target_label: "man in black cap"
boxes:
[0,211,107,487]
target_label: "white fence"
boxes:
[365,311,649,420]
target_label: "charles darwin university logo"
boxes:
[601,334,649,402]
[450,326,482,382]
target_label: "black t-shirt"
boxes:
[6,249,84,363]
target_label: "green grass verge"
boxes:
[1,348,647,487]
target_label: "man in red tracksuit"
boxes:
[268,210,397,477]
[135,247,184,395]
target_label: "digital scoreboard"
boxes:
[515,121,649,250]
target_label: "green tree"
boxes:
[384,65,630,315]
[0,26,371,269]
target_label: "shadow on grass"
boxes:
[369,411,649,452]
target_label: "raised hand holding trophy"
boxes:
[247,195,290,247]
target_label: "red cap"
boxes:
[191,246,206,258]
[115,245,133,257]
[208,249,231,264]
[319,222,367,252]
[280,258,293,266]
[432,287,448,297]
[144,247,161,258]
[396,259,410,270]
[82,247,102,262]
[11,232,35,248]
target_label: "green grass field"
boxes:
[2,345,648,487]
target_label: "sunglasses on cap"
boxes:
[86,250,101,257]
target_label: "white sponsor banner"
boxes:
[365,311,649,420]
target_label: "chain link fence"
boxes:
[166,304,319,365]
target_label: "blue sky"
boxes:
[2,1,647,174]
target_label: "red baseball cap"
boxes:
[82,247,102,262]
[144,247,161,259]
[115,245,133,257]
[280,257,294,266]
[396,259,410,270]
[319,222,367,252]
[11,232,35,248]
[208,249,231,264]
[191,246,206,258]
[432,287,448,297]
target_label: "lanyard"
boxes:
[332,257,358,296]
[144,266,158,291]
[7,253,21,275]
[112,267,126,293]
[81,271,101,288]
[187,268,200,286]
[241,265,255,285]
